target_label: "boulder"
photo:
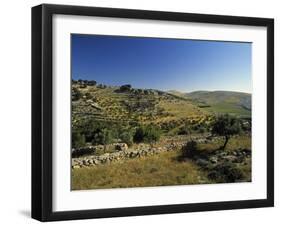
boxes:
[209,156,218,164]
[196,158,209,167]
[72,165,80,169]
[115,143,128,151]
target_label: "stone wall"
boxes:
[72,143,128,158]
[72,142,183,168]
[71,135,222,169]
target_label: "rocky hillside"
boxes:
[72,82,213,131]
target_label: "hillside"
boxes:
[169,90,251,118]
[72,83,213,133]
[71,81,252,190]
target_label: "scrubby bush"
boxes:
[133,125,161,143]
[241,119,251,132]
[72,87,82,101]
[137,89,143,94]
[208,162,244,182]
[178,124,191,135]
[72,131,86,148]
[87,80,97,86]
[120,131,134,147]
[92,128,113,145]
[119,84,132,92]
[191,124,206,133]
[178,123,208,135]
[161,120,179,132]
[85,92,93,100]
[97,84,106,89]
[143,90,149,95]
[181,140,198,158]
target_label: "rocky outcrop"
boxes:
[192,148,251,182]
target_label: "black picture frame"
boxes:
[32,3,274,222]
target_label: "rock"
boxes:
[93,159,100,165]
[72,165,80,169]
[72,139,208,167]
[103,153,110,157]
[88,159,94,165]
[115,143,128,151]
[224,155,237,163]
[196,158,209,167]
[197,139,205,144]
[96,145,104,152]
[210,157,218,164]
[90,103,102,110]
[241,148,251,156]
[129,151,137,158]
[232,157,243,163]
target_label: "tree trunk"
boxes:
[222,136,229,150]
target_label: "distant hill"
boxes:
[184,91,251,117]
[167,90,186,97]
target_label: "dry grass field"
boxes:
[72,135,251,190]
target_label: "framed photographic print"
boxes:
[32,4,274,221]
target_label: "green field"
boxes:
[185,90,251,117]
[204,102,251,117]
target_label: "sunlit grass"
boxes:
[72,150,211,190]
[72,135,251,190]
[198,135,251,153]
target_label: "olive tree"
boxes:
[212,114,241,150]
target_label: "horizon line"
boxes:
[72,79,251,94]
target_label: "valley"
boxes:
[71,80,252,190]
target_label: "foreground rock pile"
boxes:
[192,148,251,182]
[193,148,251,168]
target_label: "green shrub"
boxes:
[178,123,207,135]
[119,84,132,92]
[87,80,97,86]
[85,92,93,99]
[198,126,207,134]
[133,125,161,143]
[92,128,113,145]
[178,124,191,135]
[72,87,82,101]
[97,84,106,89]
[72,131,86,148]
[181,140,198,158]
[208,162,244,182]
[120,131,133,146]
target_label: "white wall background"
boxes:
[0,0,279,225]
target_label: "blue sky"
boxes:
[71,34,252,93]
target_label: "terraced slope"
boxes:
[72,84,213,130]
